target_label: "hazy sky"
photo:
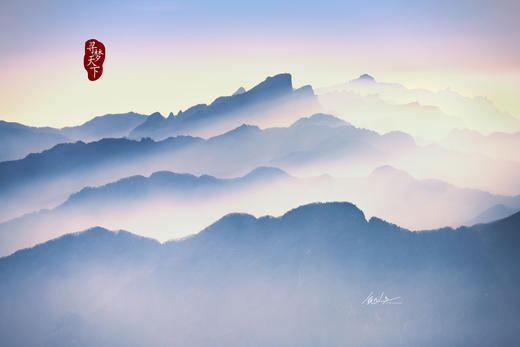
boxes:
[1,0,519,127]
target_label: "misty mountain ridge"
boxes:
[0,112,149,161]
[352,73,376,82]
[441,128,520,162]
[233,86,246,95]
[0,135,202,193]
[0,120,68,162]
[63,166,289,207]
[1,63,519,347]
[1,201,520,346]
[0,166,292,256]
[316,164,520,229]
[466,203,520,225]
[60,112,148,141]
[3,110,520,226]
[0,113,418,222]
[290,113,351,128]
[4,72,519,164]
[129,73,320,139]
[2,161,519,257]
[318,73,520,141]
[0,73,318,161]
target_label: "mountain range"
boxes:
[466,203,520,226]
[1,202,519,346]
[0,113,414,222]
[0,113,148,161]
[0,167,291,256]
[441,128,520,163]
[2,72,520,346]
[129,73,320,139]
[0,73,319,161]
[4,108,520,226]
[2,163,520,257]
[3,110,520,227]
[318,74,520,142]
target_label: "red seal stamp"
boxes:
[84,39,105,81]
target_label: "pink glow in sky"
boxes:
[1,0,519,127]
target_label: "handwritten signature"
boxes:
[362,291,402,305]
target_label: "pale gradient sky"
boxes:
[1,0,519,127]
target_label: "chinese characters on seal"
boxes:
[83,39,105,81]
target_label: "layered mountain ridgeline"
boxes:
[129,73,320,139]
[0,167,291,256]
[441,128,520,163]
[59,112,148,142]
[62,166,288,205]
[3,111,520,223]
[4,73,519,162]
[0,136,201,221]
[0,113,148,161]
[1,202,519,346]
[0,73,319,161]
[318,74,520,142]
[466,204,520,226]
[0,114,414,222]
[2,163,520,257]
[318,165,520,229]
[0,120,68,162]
[0,135,201,196]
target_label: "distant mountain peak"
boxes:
[291,113,349,128]
[294,85,315,97]
[127,73,321,140]
[370,165,410,177]
[381,130,416,147]
[350,74,376,84]
[233,87,246,95]
[195,201,368,242]
[149,170,199,182]
[467,204,519,226]
[234,123,260,132]
[248,73,293,95]
[281,202,367,226]
[242,166,290,181]
[149,112,164,119]
[358,74,375,81]
[211,124,261,140]
[130,112,167,134]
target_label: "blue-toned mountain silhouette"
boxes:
[0,113,148,161]
[466,203,520,225]
[441,128,520,163]
[1,202,519,346]
[0,114,410,195]
[0,167,291,256]
[3,111,520,224]
[2,163,520,257]
[0,114,414,222]
[60,112,148,141]
[0,73,318,161]
[318,74,520,140]
[0,120,68,162]
[129,73,320,139]
[0,135,201,221]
